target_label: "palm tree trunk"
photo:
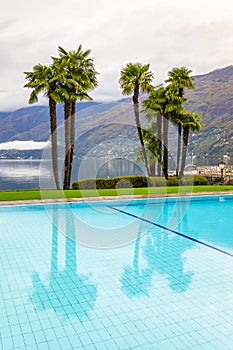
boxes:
[179,126,189,180]
[149,161,156,176]
[176,123,182,177]
[134,103,150,176]
[67,101,76,189]
[163,116,169,180]
[157,115,162,176]
[49,96,60,189]
[63,100,72,190]
[176,87,184,178]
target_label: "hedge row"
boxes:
[72,174,208,190]
[180,174,208,186]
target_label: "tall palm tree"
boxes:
[166,67,195,177]
[119,63,154,176]
[143,85,183,179]
[53,45,98,190]
[179,112,203,179]
[24,64,62,189]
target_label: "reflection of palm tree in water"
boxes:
[143,229,193,293]
[121,204,194,297]
[30,208,97,322]
[121,225,152,297]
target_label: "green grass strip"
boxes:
[0,185,233,202]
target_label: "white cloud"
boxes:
[0,140,50,150]
[1,0,233,110]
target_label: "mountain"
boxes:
[185,65,233,160]
[0,65,233,161]
[0,102,100,142]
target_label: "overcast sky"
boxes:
[1,0,233,111]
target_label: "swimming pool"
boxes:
[0,195,233,349]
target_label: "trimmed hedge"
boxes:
[72,174,208,190]
[149,177,167,187]
[180,174,209,186]
[72,175,150,190]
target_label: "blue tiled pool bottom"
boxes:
[0,197,233,349]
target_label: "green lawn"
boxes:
[0,185,233,201]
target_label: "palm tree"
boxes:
[179,112,203,179]
[143,85,183,179]
[142,101,163,176]
[53,45,98,190]
[135,122,161,176]
[119,63,154,176]
[166,67,195,176]
[24,64,62,189]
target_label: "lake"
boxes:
[0,158,224,191]
[0,158,144,190]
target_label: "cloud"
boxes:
[1,0,233,110]
[0,140,50,150]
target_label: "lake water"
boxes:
[0,158,144,190]
[0,158,224,191]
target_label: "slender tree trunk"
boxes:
[176,123,182,177]
[162,115,169,180]
[134,103,150,176]
[179,126,189,180]
[63,100,72,190]
[176,88,184,178]
[49,96,60,189]
[149,161,156,176]
[157,114,162,176]
[67,101,76,189]
[133,85,150,176]
[71,101,76,151]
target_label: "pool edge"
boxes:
[1,190,233,207]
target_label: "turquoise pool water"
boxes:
[0,195,233,349]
